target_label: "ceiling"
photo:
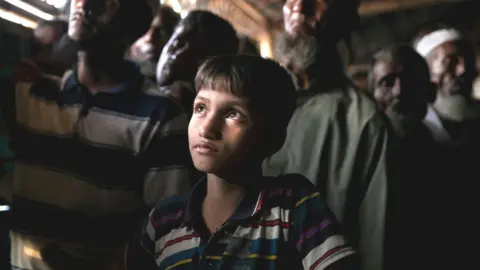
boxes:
[243,0,283,26]
[242,0,471,29]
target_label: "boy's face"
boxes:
[188,89,265,176]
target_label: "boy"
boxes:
[125,55,358,269]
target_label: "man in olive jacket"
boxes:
[263,1,394,270]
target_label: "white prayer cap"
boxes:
[415,28,462,57]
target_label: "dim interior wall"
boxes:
[0,20,31,73]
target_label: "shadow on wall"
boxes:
[0,32,29,71]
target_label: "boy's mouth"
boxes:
[193,142,218,155]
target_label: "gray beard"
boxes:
[278,34,318,71]
[433,94,480,121]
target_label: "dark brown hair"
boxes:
[195,55,297,155]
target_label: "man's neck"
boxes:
[77,51,124,93]
[433,95,480,122]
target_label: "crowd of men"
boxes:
[0,0,479,269]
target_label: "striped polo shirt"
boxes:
[2,62,193,249]
[126,174,357,270]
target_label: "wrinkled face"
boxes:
[68,0,119,48]
[130,15,172,63]
[283,0,326,37]
[426,41,476,98]
[188,89,265,178]
[372,60,430,121]
[156,24,209,86]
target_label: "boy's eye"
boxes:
[226,110,243,120]
[193,104,206,114]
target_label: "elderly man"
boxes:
[414,25,480,144]
[370,44,436,137]
[369,44,440,269]
[263,1,394,269]
[413,24,480,269]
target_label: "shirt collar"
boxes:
[62,61,143,94]
[184,178,265,225]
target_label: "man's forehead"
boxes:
[374,60,394,71]
[171,23,209,46]
[373,61,401,77]
[172,23,194,37]
[431,41,460,58]
[283,0,328,13]
[284,0,324,6]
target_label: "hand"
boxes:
[68,0,86,42]
[67,0,119,42]
[283,0,325,37]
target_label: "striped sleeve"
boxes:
[125,208,157,270]
[289,180,358,270]
[141,97,193,206]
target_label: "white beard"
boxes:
[433,94,480,121]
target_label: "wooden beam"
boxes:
[359,0,470,16]
[206,0,267,38]
[233,0,265,24]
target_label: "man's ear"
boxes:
[425,82,437,104]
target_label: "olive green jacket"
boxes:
[263,80,393,270]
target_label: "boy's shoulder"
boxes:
[263,173,321,204]
[149,192,190,227]
[151,192,190,213]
